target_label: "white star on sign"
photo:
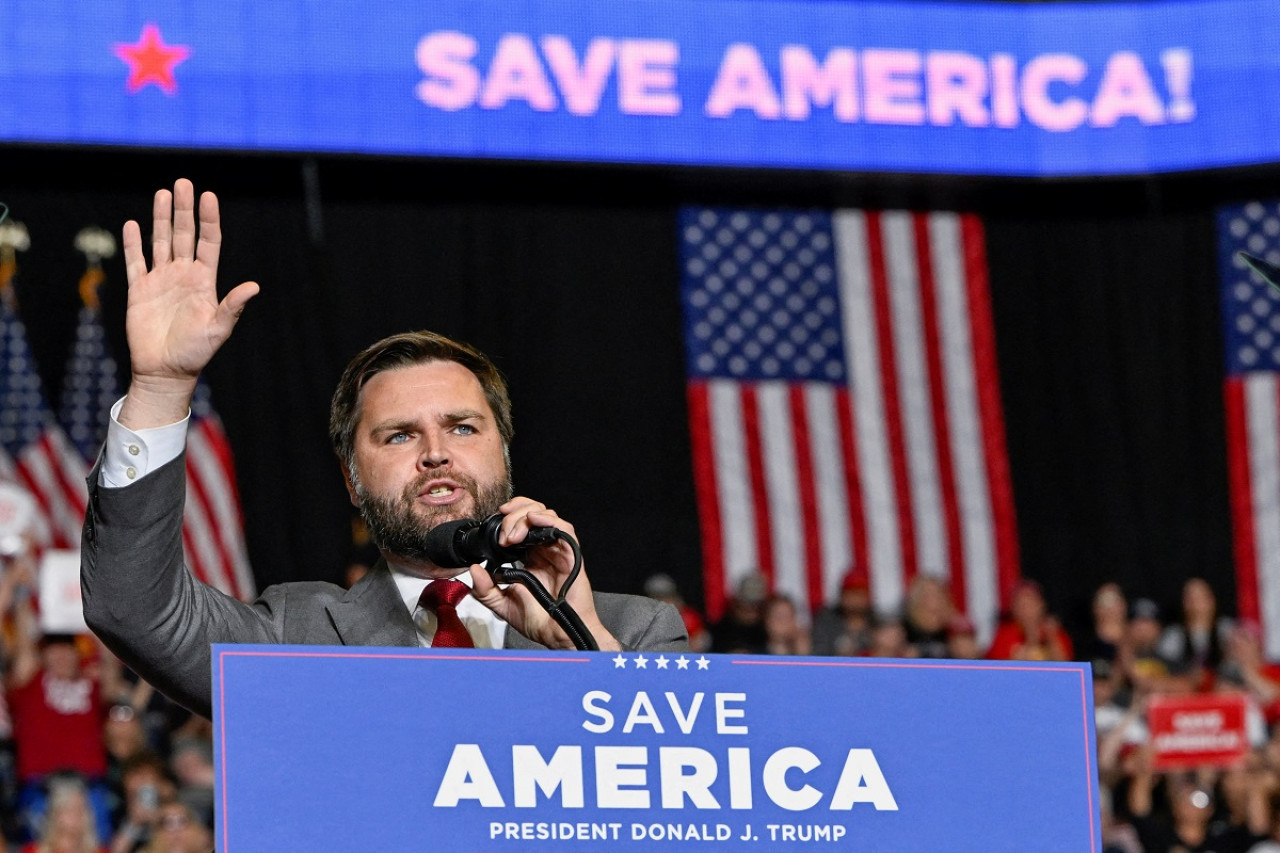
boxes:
[676,656,690,670]
[656,655,670,669]
[613,654,628,669]
[634,655,649,669]
[696,656,711,670]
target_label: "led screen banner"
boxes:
[1,0,1277,176]
[212,645,1100,851]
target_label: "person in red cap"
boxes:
[811,569,873,656]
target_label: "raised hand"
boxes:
[118,179,259,429]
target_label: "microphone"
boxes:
[423,513,598,651]
[423,514,559,569]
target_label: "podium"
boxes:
[212,645,1100,851]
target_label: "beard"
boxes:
[353,469,514,564]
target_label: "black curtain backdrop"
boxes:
[5,146,1280,643]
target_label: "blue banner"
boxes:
[213,645,1100,851]
[3,0,1276,177]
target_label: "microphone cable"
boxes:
[490,530,598,651]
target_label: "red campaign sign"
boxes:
[1148,693,1249,770]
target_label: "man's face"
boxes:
[345,361,513,566]
[41,642,80,679]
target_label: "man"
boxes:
[81,179,688,720]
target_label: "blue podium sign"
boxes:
[212,645,1099,851]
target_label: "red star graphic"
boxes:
[113,24,190,95]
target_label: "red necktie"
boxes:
[418,579,475,648]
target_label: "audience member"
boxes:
[107,755,174,853]
[1094,660,1148,754]
[1077,581,1130,668]
[1250,794,1280,852]
[1218,754,1276,847]
[18,776,106,853]
[1099,783,1142,853]
[945,614,983,660]
[901,575,955,659]
[863,614,915,659]
[1159,577,1235,691]
[985,580,1073,661]
[1123,597,1171,693]
[761,594,812,656]
[811,571,872,657]
[135,799,210,853]
[164,740,212,832]
[6,594,113,843]
[1221,621,1280,730]
[709,572,768,654]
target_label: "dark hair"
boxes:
[328,331,514,470]
[39,633,78,649]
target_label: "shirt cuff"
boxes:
[99,397,190,488]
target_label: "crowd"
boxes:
[4,521,1278,853]
[0,549,213,853]
[646,567,1280,853]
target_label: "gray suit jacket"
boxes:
[81,454,689,718]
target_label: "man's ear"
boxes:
[340,464,360,507]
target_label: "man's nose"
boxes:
[419,435,450,468]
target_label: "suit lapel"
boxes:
[326,562,418,648]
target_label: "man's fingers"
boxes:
[150,189,173,267]
[216,282,260,331]
[195,190,222,271]
[121,220,148,286]
[468,564,495,598]
[169,179,197,261]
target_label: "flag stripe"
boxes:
[740,385,775,588]
[787,385,825,612]
[961,213,1022,610]
[1225,378,1261,630]
[916,212,968,604]
[26,432,87,547]
[834,386,870,587]
[192,418,254,598]
[185,432,239,598]
[710,380,757,616]
[805,385,854,603]
[758,382,804,599]
[869,212,920,591]
[687,383,727,620]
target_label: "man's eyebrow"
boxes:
[441,409,487,423]
[367,418,418,435]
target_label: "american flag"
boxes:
[0,263,87,551]
[680,207,1020,642]
[182,379,256,601]
[59,288,121,462]
[1218,200,1280,659]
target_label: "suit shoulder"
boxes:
[255,580,349,607]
